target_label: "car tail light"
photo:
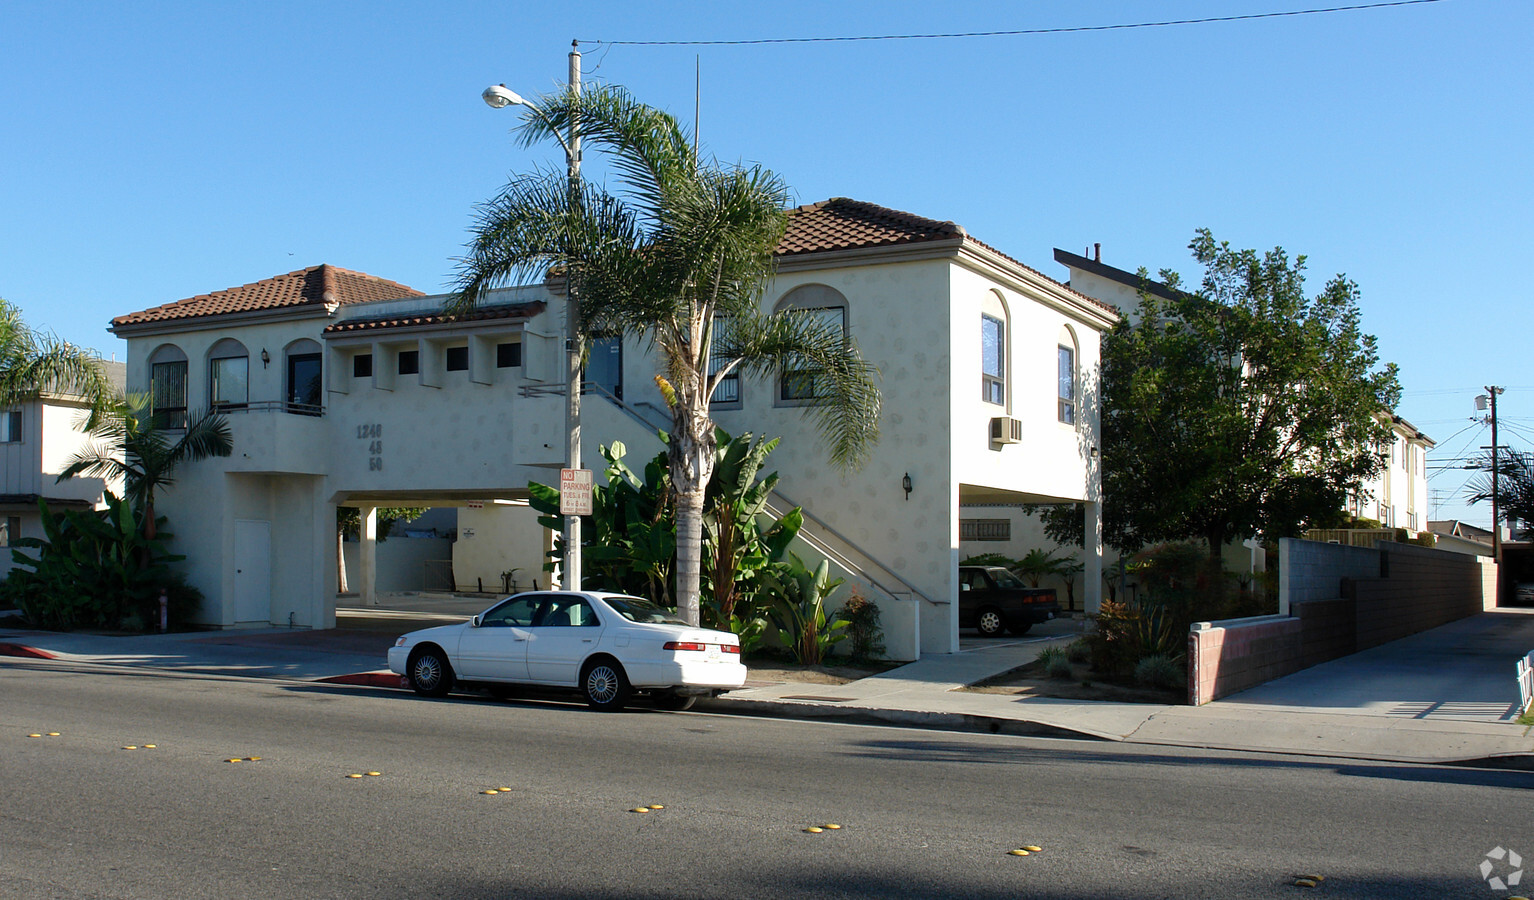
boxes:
[664,641,707,652]
[721,644,740,654]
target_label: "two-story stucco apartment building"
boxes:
[0,360,126,578]
[108,199,1116,659]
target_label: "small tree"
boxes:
[60,394,232,548]
[1093,230,1400,559]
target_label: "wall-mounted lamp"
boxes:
[260,349,271,368]
[902,472,913,501]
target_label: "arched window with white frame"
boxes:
[773,284,847,404]
[981,290,1009,408]
[1057,325,1079,426]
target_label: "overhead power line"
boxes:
[591,0,1450,47]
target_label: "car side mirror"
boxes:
[471,615,481,628]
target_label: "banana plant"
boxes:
[765,553,849,665]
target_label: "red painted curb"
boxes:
[0,643,55,660]
[317,671,408,689]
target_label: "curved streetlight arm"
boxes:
[482,83,574,162]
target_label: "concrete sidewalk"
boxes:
[3,605,1531,768]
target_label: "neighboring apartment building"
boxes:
[108,198,1116,659]
[959,247,1430,584]
[0,360,127,578]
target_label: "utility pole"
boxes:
[1477,386,1505,594]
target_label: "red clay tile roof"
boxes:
[780,199,1118,317]
[323,301,547,335]
[777,198,965,256]
[111,265,424,329]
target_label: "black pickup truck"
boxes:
[958,565,1059,636]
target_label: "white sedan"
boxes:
[387,590,746,711]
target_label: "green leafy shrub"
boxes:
[3,494,198,631]
[1134,654,1186,691]
[764,553,849,665]
[835,586,885,661]
[1036,646,1073,679]
[960,552,1014,568]
[1065,638,1091,664]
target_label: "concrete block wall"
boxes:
[1189,539,1493,705]
[1277,538,1380,614]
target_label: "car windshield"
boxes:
[990,569,1027,589]
[604,596,689,625]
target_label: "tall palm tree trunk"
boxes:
[671,397,717,626]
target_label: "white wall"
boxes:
[453,504,551,593]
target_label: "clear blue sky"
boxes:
[2,0,1527,527]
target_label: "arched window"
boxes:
[148,344,189,429]
[774,284,847,404]
[284,339,323,415]
[207,339,249,411]
[981,290,1009,408]
[1057,326,1079,426]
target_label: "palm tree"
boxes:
[451,84,881,625]
[0,298,113,409]
[1468,449,1534,540]
[59,394,232,543]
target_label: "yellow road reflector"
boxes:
[365,771,381,776]
[46,732,60,736]
[823,824,841,830]
[804,827,824,834]
[482,790,500,795]
[346,774,363,778]
[144,744,157,749]
[26,733,41,738]
[630,807,650,813]
[225,758,242,763]
[1008,849,1031,856]
[1298,874,1325,882]
[123,746,138,750]
[497,787,512,792]
[245,757,262,762]
[1294,879,1317,888]
[1022,845,1042,852]
[649,804,665,810]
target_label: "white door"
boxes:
[234,520,271,624]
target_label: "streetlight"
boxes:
[483,41,585,591]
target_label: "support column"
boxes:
[359,505,378,608]
[543,523,561,590]
[1084,500,1103,616]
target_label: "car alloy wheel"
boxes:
[408,647,453,698]
[581,659,631,712]
[977,608,1005,636]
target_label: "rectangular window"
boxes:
[710,316,740,405]
[398,350,419,376]
[585,336,622,399]
[353,353,373,378]
[981,315,1005,405]
[0,410,21,443]
[781,307,844,402]
[151,360,188,428]
[1057,345,1076,425]
[286,353,323,415]
[960,519,1011,542]
[496,342,522,368]
[210,356,248,409]
[446,346,469,371]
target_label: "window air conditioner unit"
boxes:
[990,416,1023,444]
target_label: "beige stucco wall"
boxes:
[453,503,551,593]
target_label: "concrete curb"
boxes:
[692,696,1117,742]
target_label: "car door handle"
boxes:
[582,638,593,643]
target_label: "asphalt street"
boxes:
[3,660,1530,899]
